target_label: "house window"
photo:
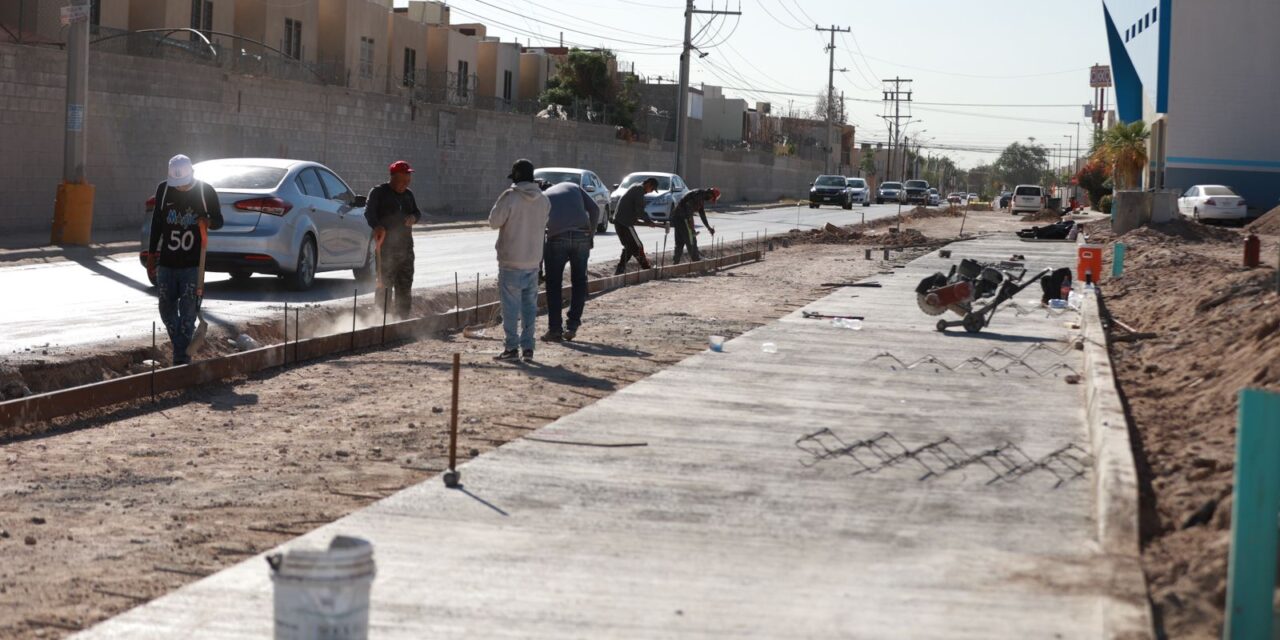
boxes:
[456,60,469,97]
[283,18,302,60]
[502,70,512,102]
[403,48,417,87]
[359,37,375,79]
[1152,6,1158,21]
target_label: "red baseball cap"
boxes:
[389,160,414,175]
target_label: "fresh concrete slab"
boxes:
[76,234,1151,639]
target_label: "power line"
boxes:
[455,0,681,48]
[852,52,1089,80]
[751,0,806,30]
[447,6,675,55]
[816,24,852,174]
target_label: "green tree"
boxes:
[1074,159,1112,211]
[540,49,638,131]
[1096,121,1150,189]
[993,142,1048,187]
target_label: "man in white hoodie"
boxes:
[489,159,552,362]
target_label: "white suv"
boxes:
[1010,184,1046,214]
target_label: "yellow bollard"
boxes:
[51,181,95,245]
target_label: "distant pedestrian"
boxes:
[489,159,551,362]
[539,180,599,342]
[147,154,224,365]
[670,187,720,264]
[612,177,661,274]
[364,160,421,318]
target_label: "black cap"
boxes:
[508,158,535,183]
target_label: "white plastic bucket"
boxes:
[269,535,376,640]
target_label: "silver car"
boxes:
[608,172,688,222]
[533,167,612,233]
[139,158,373,291]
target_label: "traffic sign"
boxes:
[60,4,90,26]
[1089,65,1112,88]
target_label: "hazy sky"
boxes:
[403,0,1114,168]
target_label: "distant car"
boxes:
[534,167,611,233]
[1178,185,1247,223]
[968,192,979,202]
[809,174,852,209]
[139,158,371,291]
[999,191,1013,209]
[845,177,872,207]
[877,181,904,204]
[609,172,687,222]
[902,180,930,205]
[1010,185,1046,214]
[927,188,941,206]
[947,192,964,204]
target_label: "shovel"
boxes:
[185,217,209,358]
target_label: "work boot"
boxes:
[494,348,519,362]
[541,330,563,342]
[521,349,535,363]
[562,328,577,341]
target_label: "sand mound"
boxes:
[1246,205,1280,235]
[1020,209,1062,223]
[1082,218,1240,245]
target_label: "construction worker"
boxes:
[364,160,421,318]
[539,180,600,342]
[612,177,661,274]
[146,154,223,365]
[489,159,551,363]
[670,187,720,264]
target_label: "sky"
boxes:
[399,0,1114,169]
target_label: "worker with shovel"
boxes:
[670,187,720,264]
[613,177,662,274]
[146,154,223,365]
[364,161,422,318]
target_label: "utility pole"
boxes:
[51,0,95,245]
[880,77,912,182]
[815,24,850,175]
[675,0,740,177]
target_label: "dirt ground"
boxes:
[0,210,1032,639]
[1086,218,1280,639]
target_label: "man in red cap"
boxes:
[670,186,720,263]
[364,160,421,317]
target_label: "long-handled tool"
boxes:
[443,353,462,488]
[185,217,209,358]
[373,227,386,292]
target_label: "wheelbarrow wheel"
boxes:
[935,319,949,332]
[962,313,984,334]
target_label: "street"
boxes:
[0,203,912,355]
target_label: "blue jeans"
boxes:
[156,265,200,364]
[498,267,539,351]
[544,231,591,333]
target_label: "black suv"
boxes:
[903,180,930,205]
[809,175,851,209]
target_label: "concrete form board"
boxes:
[76,236,1148,638]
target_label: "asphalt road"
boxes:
[0,203,913,355]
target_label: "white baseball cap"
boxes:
[168,154,194,188]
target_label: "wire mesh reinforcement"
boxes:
[865,342,1081,378]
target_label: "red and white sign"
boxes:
[1089,65,1112,88]
[60,4,90,25]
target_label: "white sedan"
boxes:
[1178,185,1248,222]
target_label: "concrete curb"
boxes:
[1081,288,1156,639]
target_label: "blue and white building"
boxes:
[1102,0,1280,208]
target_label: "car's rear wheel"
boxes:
[842,201,853,210]
[229,270,253,284]
[863,202,871,207]
[286,235,317,291]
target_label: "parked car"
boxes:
[1010,184,1047,214]
[947,192,964,204]
[609,172,688,222]
[876,181,904,204]
[927,188,941,206]
[968,192,979,201]
[998,191,1013,209]
[845,177,872,207]
[809,174,852,209]
[901,180,930,205]
[1178,185,1247,223]
[534,167,612,233]
[139,158,371,291]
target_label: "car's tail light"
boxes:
[1205,198,1217,206]
[235,197,293,216]
[1238,200,1246,207]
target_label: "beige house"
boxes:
[1,0,128,42]
[128,0,235,49]
[518,51,549,103]
[476,38,521,105]
[425,24,479,103]
[234,0,319,64]
[317,0,390,92]
[386,8,430,94]
[701,84,747,143]
[403,0,449,25]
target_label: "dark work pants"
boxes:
[614,223,650,273]
[380,245,415,317]
[672,217,702,264]
[156,266,200,365]
[544,231,591,334]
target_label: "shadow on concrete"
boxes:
[515,361,618,392]
[454,485,509,517]
[940,331,1056,344]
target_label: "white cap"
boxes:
[168,154,194,188]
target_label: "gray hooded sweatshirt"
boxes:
[488,181,552,270]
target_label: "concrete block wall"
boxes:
[0,42,823,242]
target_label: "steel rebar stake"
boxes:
[474,273,480,326]
[294,308,300,362]
[150,321,156,402]
[443,353,461,488]
[283,302,288,365]
[381,287,389,344]
[351,288,357,351]
[454,272,461,329]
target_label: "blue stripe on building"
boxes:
[1102,4,1144,123]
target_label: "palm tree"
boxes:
[1096,121,1150,189]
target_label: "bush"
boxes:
[1097,194,1113,213]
